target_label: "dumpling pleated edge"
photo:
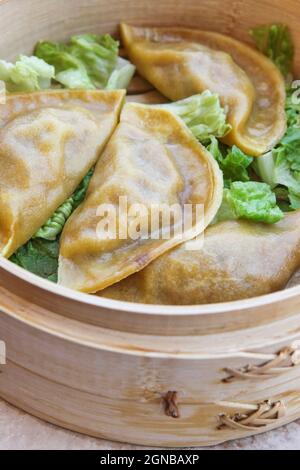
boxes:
[120,23,286,157]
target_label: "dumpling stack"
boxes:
[2,24,293,305]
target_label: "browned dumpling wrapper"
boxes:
[58,102,223,293]
[0,89,125,258]
[101,212,300,305]
[121,23,286,156]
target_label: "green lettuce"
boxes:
[154,91,231,142]
[206,138,282,224]
[273,128,300,209]
[206,135,226,164]
[208,139,282,224]
[207,137,253,186]
[253,151,276,188]
[250,23,294,78]
[221,146,253,184]
[106,57,136,90]
[10,168,94,278]
[35,34,134,90]
[0,55,55,92]
[33,199,74,241]
[250,25,299,209]
[254,86,300,209]
[285,84,300,127]
[273,186,293,212]
[214,181,283,225]
[252,143,300,210]
[34,168,94,241]
[10,239,59,282]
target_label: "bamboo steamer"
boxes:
[1,0,300,448]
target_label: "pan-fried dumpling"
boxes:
[58,102,223,293]
[0,89,125,257]
[101,211,300,304]
[121,24,286,156]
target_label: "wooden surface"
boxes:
[0,0,300,447]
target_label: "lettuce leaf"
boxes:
[10,168,94,278]
[10,239,59,282]
[106,57,136,90]
[35,34,123,89]
[285,83,300,127]
[207,137,253,186]
[154,91,231,142]
[206,135,226,164]
[0,55,55,92]
[69,34,119,88]
[206,139,282,224]
[252,151,276,188]
[213,181,283,225]
[275,127,300,171]
[273,186,293,212]
[254,86,300,209]
[55,68,94,89]
[33,199,74,241]
[34,168,94,241]
[250,27,298,208]
[250,23,294,78]
[273,128,300,209]
[221,146,253,184]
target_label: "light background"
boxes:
[0,398,299,450]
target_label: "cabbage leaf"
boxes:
[0,55,55,92]
[213,181,283,225]
[154,91,231,142]
[250,23,294,78]
[35,34,134,90]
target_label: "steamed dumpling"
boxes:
[100,211,300,304]
[58,102,223,293]
[0,89,125,257]
[121,24,286,156]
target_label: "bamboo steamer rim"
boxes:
[2,0,300,449]
[1,256,300,316]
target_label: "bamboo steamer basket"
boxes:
[1,0,300,448]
